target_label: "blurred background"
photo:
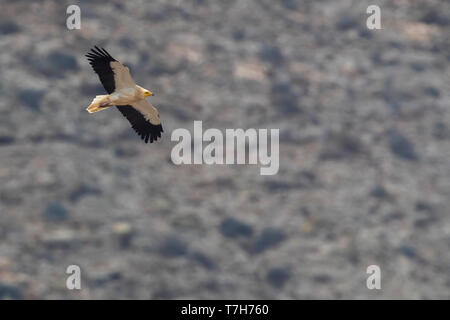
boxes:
[0,0,449,299]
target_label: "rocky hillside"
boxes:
[0,0,449,299]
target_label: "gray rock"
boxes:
[421,11,450,26]
[160,236,188,258]
[42,202,69,222]
[389,130,418,161]
[47,51,79,72]
[271,81,300,114]
[0,135,15,145]
[259,45,284,65]
[112,222,134,248]
[0,283,23,299]
[423,86,440,98]
[81,83,105,96]
[191,252,215,270]
[336,13,359,31]
[266,267,291,288]
[320,133,362,160]
[17,89,44,111]
[415,201,433,212]
[232,29,245,40]
[433,122,450,140]
[69,183,101,203]
[33,51,79,77]
[281,0,297,10]
[253,228,286,254]
[313,274,332,284]
[398,245,417,259]
[219,217,253,238]
[370,186,390,200]
[264,180,294,192]
[0,21,21,35]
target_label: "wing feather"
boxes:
[110,62,136,89]
[86,46,136,93]
[116,101,163,143]
[85,46,116,94]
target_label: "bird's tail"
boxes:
[86,95,111,113]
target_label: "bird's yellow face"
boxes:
[144,90,153,97]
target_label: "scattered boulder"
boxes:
[336,13,359,31]
[320,132,362,160]
[17,89,44,111]
[0,21,21,35]
[219,217,253,238]
[421,11,450,26]
[398,245,417,259]
[0,283,23,299]
[266,267,291,288]
[271,81,300,114]
[0,135,15,146]
[47,51,79,72]
[253,228,285,254]
[160,236,188,258]
[33,51,79,77]
[370,186,390,200]
[42,202,69,222]
[112,222,134,248]
[259,45,284,65]
[389,130,418,161]
[191,252,215,270]
[433,122,450,140]
[69,183,101,203]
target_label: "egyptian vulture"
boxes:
[85,46,163,143]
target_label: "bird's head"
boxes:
[144,90,153,98]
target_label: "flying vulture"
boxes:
[85,46,163,143]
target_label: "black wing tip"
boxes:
[86,46,116,61]
[142,124,163,144]
[116,106,163,144]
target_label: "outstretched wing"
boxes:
[85,46,116,94]
[110,61,136,90]
[85,46,136,93]
[116,100,163,144]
